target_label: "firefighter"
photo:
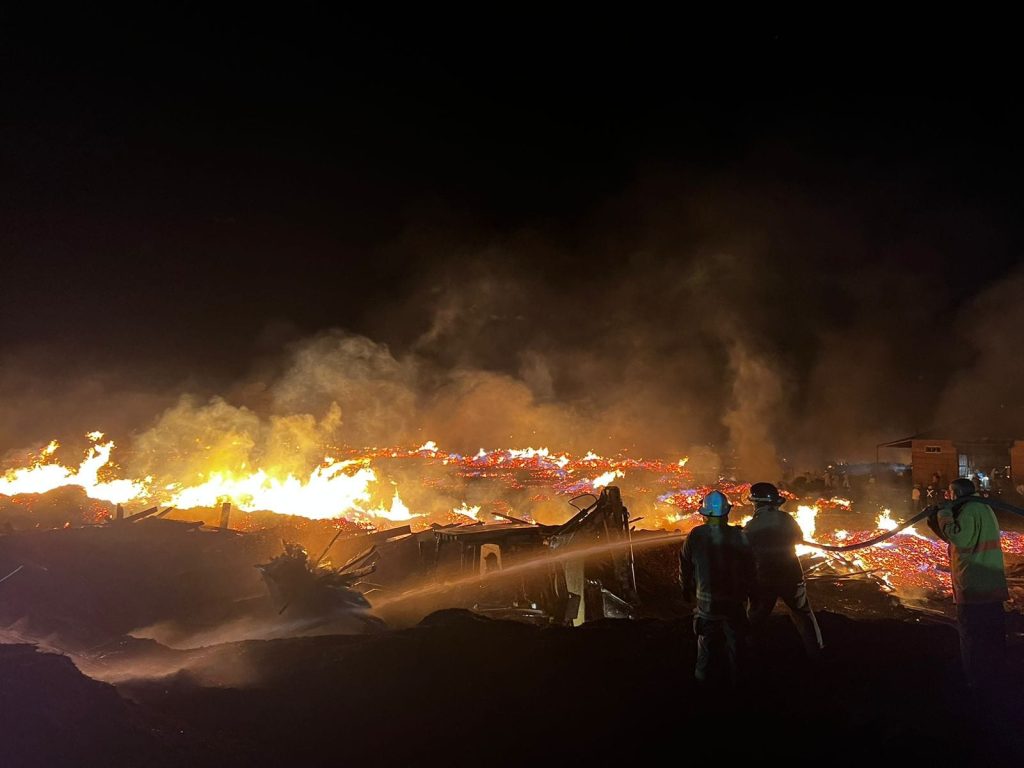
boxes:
[929,478,1008,696]
[744,482,824,658]
[679,490,756,689]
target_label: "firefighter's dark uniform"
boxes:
[744,505,823,657]
[679,517,756,687]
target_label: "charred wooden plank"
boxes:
[125,506,160,523]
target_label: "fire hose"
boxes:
[799,496,1024,552]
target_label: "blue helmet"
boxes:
[699,490,732,517]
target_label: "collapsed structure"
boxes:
[262,486,639,628]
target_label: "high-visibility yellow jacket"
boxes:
[937,495,1009,604]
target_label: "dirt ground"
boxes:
[3,607,1023,766]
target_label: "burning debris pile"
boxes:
[256,542,384,634]
[3,432,1024,626]
[0,484,647,662]
[797,507,1024,611]
[0,434,700,526]
[295,486,643,628]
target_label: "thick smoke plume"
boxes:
[2,170,1021,479]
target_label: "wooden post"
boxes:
[115,504,124,522]
[219,502,231,530]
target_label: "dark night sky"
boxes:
[2,14,1023,465]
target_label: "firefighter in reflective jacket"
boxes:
[679,491,756,687]
[743,482,824,658]
[929,477,1009,694]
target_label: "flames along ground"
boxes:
[3,431,1023,612]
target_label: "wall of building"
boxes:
[911,439,958,487]
[1011,440,1024,490]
